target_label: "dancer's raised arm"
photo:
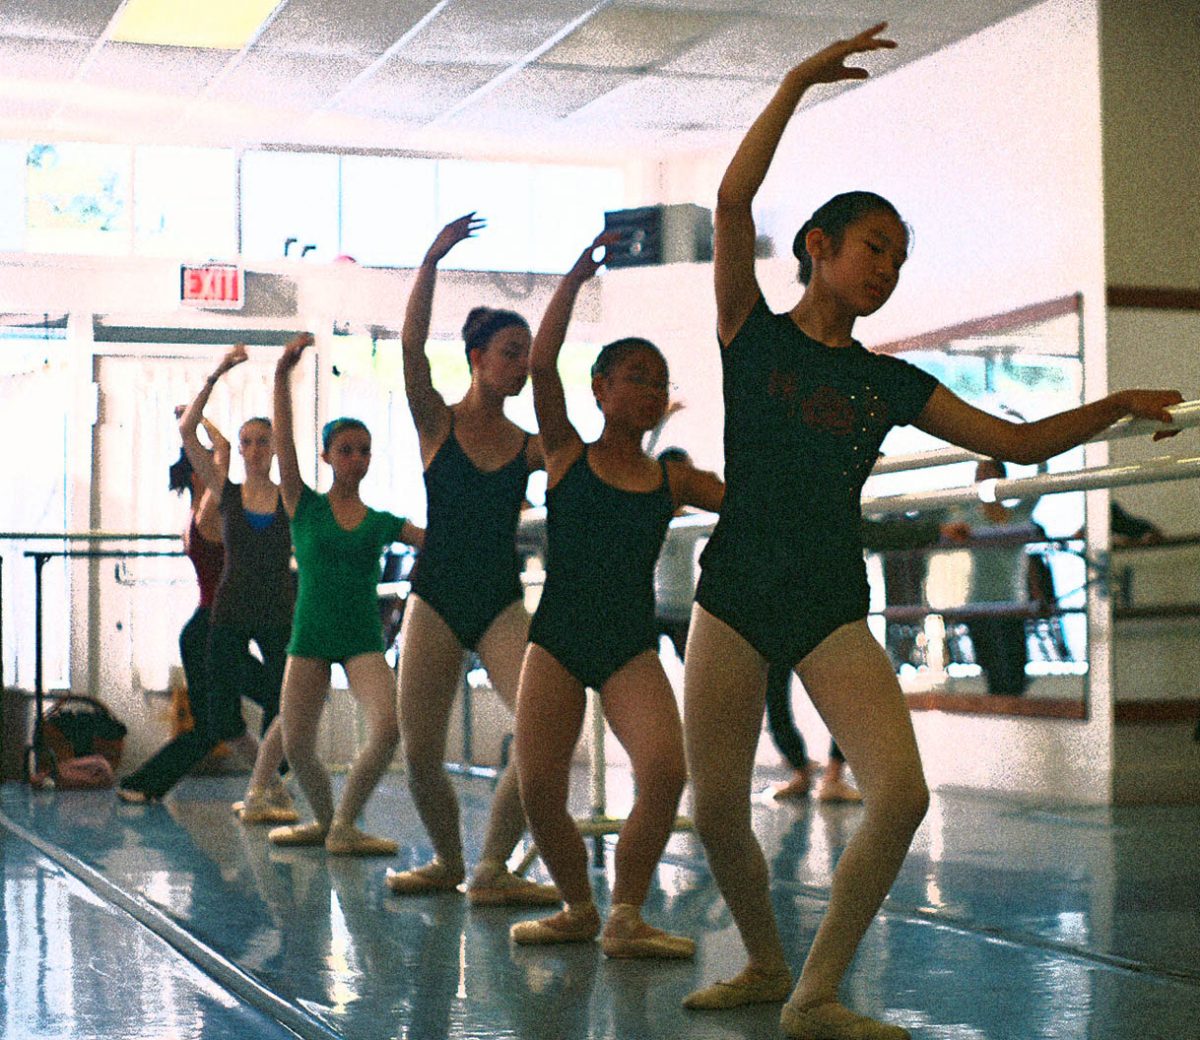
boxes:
[201,416,231,477]
[715,24,895,344]
[395,214,485,442]
[272,333,315,516]
[530,232,617,471]
[179,344,247,503]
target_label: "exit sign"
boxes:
[180,263,243,309]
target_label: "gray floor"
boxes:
[2,768,1198,1040]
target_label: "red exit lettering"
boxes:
[180,264,243,309]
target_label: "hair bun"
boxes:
[462,307,494,339]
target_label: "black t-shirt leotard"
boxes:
[696,296,939,665]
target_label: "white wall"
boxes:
[1099,0,1200,802]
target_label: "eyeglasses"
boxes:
[621,373,674,393]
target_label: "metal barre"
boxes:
[870,399,1199,475]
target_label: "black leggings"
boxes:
[120,614,289,798]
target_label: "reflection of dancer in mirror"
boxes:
[120,351,295,815]
[684,23,1182,1039]
[380,215,558,905]
[511,233,723,957]
[960,459,1043,695]
[268,333,424,855]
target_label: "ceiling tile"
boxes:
[0,36,92,79]
[0,0,124,41]
[81,43,232,97]
[209,52,372,108]
[539,6,732,71]
[254,0,437,57]
[454,65,635,121]
[570,73,770,130]
[335,60,505,123]
[398,0,599,65]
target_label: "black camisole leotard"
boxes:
[408,417,531,651]
[529,448,674,691]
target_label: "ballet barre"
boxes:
[0,532,184,779]
[862,452,1200,515]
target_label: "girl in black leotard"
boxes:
[510,233,724,958]
[683,24,1182,1040]
[381,216,558,906]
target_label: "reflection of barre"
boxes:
[880,602,1085,623]
[871,398,1199,475]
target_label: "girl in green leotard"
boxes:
[269,332,424,856]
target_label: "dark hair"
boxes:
[168,448,194,497]
[462,307,529,368]
[240,416,272,434]
[322,417,370,452]
[589,337,667,380]
[657,446,691,466]
[977,458,1008,480]
[792,191,906,285]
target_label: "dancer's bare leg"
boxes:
[274,657,333,842]
[683,605,792,1007]
[396,595,467,881]
[786,620,928,1013]
[474,600,533,867]
[336,652,402,828]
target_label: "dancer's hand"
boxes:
[216,342,248,374]
[940,521,972,544]
[786,22,896,88]
[1115,389,1184,440]
[566,230,621,285]
[277,332,314,373]
[425,213,485,265]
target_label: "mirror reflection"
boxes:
[864,297,1089,711]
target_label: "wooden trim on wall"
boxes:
[906,692,1087,720]
[872,295,1082,355]
[1107,286,1200,311]
[1114,699,1200,724]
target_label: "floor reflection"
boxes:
[2,771,1198,1040]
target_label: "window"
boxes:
[340,155,438,267]
[25,142,132,255]
[134,146,236,259]
[240,150,339,261]
[0,142,26,252]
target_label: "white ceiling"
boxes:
[0,0,1044,161]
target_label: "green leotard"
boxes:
[287,485,409,661]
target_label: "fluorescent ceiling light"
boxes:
[110,0,282,50]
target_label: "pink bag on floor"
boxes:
[30,753,116,790]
